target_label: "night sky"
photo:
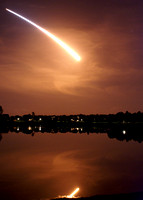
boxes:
[1,0,143,115]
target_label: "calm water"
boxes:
[0,132,143,200]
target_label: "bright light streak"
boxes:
[67,188,80,198]
[6,8,81,61]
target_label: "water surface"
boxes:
[0,132,143,200]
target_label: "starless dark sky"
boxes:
[0,0,143,115]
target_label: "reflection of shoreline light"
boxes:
[6,8,81,61]
[122,130,126,135]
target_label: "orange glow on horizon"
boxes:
[6,8,81,61]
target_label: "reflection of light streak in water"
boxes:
[58,187,80,199]
[67,188,80,198]
[6,8,81,61]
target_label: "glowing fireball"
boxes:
[6,8,81,61]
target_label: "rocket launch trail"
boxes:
[6,8,81,61]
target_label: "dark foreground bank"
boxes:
[52,191,143,200]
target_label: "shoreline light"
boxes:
[6,8,81,61]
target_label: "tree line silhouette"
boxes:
[0,106,143,143]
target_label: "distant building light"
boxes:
[123,130,126,135]
[39,118,42,121]
[28,126,32,131]
[76,128,79,131]
[71,119,74,121]
[28,118,32,121]
[17,127,20,131]
[17,117,20,121]
[76,119,79,122]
